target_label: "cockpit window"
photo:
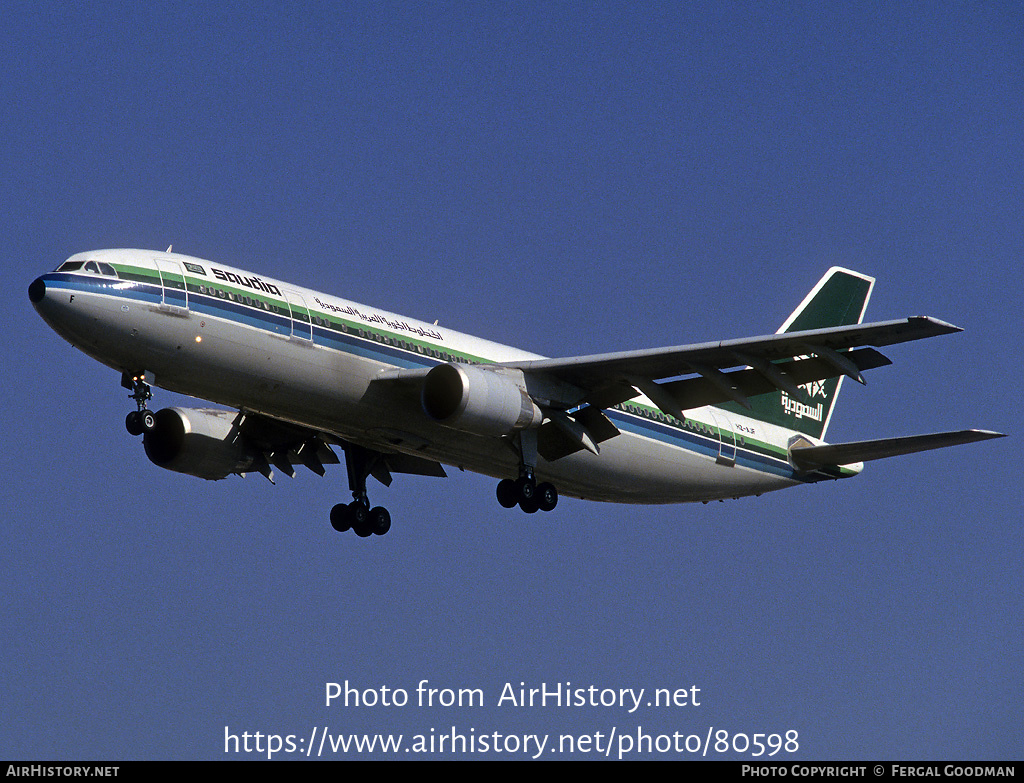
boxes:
[56,260,118,277]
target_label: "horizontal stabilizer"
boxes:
[790,429,1005,469]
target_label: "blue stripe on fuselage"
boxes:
[604,409,801,480]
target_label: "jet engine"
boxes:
[421,363,543,437]
[143,407,256,480]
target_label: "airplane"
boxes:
[29,249,1004,538]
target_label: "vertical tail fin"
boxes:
[717,267,874,440]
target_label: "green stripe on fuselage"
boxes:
[110,262,491,367]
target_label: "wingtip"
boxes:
[911,316,963,333]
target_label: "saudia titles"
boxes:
[211,267,281,296]
[780,391,823,421]
[780,380,828,422]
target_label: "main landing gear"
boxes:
[330,500,391,538]
[495,429,559,514]
[330,443,391,537]
[496,473,558,514]
[123,372,156,436]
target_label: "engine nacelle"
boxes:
[143,407,255,480]
[421,363,543,437]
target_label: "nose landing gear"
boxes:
[123,372,156,436]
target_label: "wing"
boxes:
[500,317,958,410]
[509,317,963,459]
[374,317,962,461]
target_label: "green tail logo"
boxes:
[716,267,874,440]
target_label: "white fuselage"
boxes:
[32,249,840,503]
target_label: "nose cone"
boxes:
[28,276,46,304]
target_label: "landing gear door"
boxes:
[154,259,189,311]
[284,291,313,342]
[711,410,737,466]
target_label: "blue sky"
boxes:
[3,2,1021,760]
